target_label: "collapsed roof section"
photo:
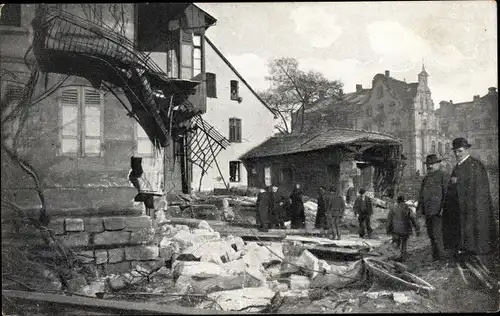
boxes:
[30,5,209,149]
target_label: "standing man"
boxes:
[442,137,498,261]
[386,196,421,262]
[324,186,346,240]
[289,183,306,229]
[256,186,271,232]
[353,188,374,239]
[315,186,327,229]
[417,154,449,261]
[269,185,286,229]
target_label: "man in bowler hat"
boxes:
[442,138,498,263]
[417,154,448,261]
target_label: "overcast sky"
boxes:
[196,1,497,108]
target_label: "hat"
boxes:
[425,154,442,165]
[359,188,366,195]
[452,137,472,150]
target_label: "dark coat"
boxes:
[417,169,449,218]
[387,202,420,236]
[353,195,373,217]
[324,192,346,217]
[315,193,327,229]
[256,191,270,228]
[289,188,305,228]
[269,191,286,227]
[442,156,498,254]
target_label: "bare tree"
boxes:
[258,57,343,134]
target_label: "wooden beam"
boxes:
[2,290,236,315]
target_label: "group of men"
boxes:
[255,137,498,267]
[255,183,306,232]
[387,137,498,264]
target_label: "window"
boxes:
[230,80,239,101]
[136,121,153,156]
[0,4,21,27]
[485,118,492,128]
[229,161,241,182]
[229,118,241,143]
[206,72,217,98]
[431,140,436,153]
[180,30,193,79]
[59,87,103,157]
[473,120,481,130]
[264,166,271,186]
[487,138,494,149]
[438,142,443,155]
[193,34,202,77]
[475,139,482,149]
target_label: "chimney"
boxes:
[385,70,390,78]
[356,84,363,92]
[318,90,326,99]
[473,95,480,101]
[488,87,497,95]
[449,100,453,104]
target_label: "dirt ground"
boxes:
[279,221,500,314]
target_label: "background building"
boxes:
[190,37,276,192]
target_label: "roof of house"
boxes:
[239,127,400,160]
[305,89,370,114]
[204,37,277,117]
[386,78,418,105]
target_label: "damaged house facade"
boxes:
[239,128,405,198]
[1,3,227,212]
[190,37,276,192]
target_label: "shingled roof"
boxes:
[239,128,400,160]
[305,89,370,114]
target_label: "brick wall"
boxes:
[2,214,164,275]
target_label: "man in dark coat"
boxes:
[353,188,374,238]
[324,186,346,240]
[315,186,327,229]
[289,183,306,229]
[442,137,498,260]
[387,196,421,262]
[269,185,286,229]
[256,187,271,232]
[417,154,449,261]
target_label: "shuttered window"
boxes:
[193,35,202,77]
[59,87,103,157]
[180,29,193,79]
[206,73,217,98]
[0,4,21,27]
[229,118,242,143]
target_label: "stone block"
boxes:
[93,231,130,246]
[56,232,89,248]
[106,261,131,275]
[65,218,85,232]
[108,248,125,263]
[130,227,155,245]
[85,218,104,233]
[159,242,179,260]
[296,250,319,279]
[125,246,159,261]
[124,216,152,231]
[131,260,164,272]
[290,274,310,290]
[48,218,65,235]
[198,288,275,312]
[197,220,214,232]
[67,275,88,293]
[166,206,182,217]
[94,250,108,265]
[103,217,126,231]
[77,251,95,264]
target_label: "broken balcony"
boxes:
[31,6,202,148]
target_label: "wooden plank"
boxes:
[284,235,385,248]
[2,290,237,315]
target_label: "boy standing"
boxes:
[324,186,346,240]
[386,196,421,262]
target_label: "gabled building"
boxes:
[1,3,226,213]
[190,37,276,191]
